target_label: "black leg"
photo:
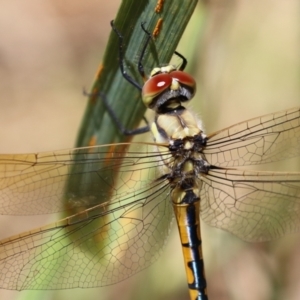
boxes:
[99,92,150,135]
[174,51,188,71]
[84,88,150,135]
[111,20,143,91]
[138,22,153,81]
[97,20,157,136]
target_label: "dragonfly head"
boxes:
[142,65,196,114]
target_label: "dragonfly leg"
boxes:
[83,89,150,135]
[110,20,142,91]
[174,51,188,71]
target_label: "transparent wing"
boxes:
[0,143,170,215]
[0,143,174,290]
[200,168,300,242]
[205,107,300,167]
[1,106,300,290]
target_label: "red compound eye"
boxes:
[142,73,172,106]
[170,71,196,89]
[143,73,172,96]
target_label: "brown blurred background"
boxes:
[0,0,118,154]
[0,1,299,300]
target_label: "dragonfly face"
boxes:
[142,65,196,111]
[0,20,299,300]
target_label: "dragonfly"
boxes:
[0,21,300,300]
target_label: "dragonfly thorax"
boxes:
[166,136,210,205]
[151,108,205,143]
[152,102,210,206]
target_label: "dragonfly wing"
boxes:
[205,107,300,167]
[0,143,170,215]
[0,176,173,290]
[200,168,300,242]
